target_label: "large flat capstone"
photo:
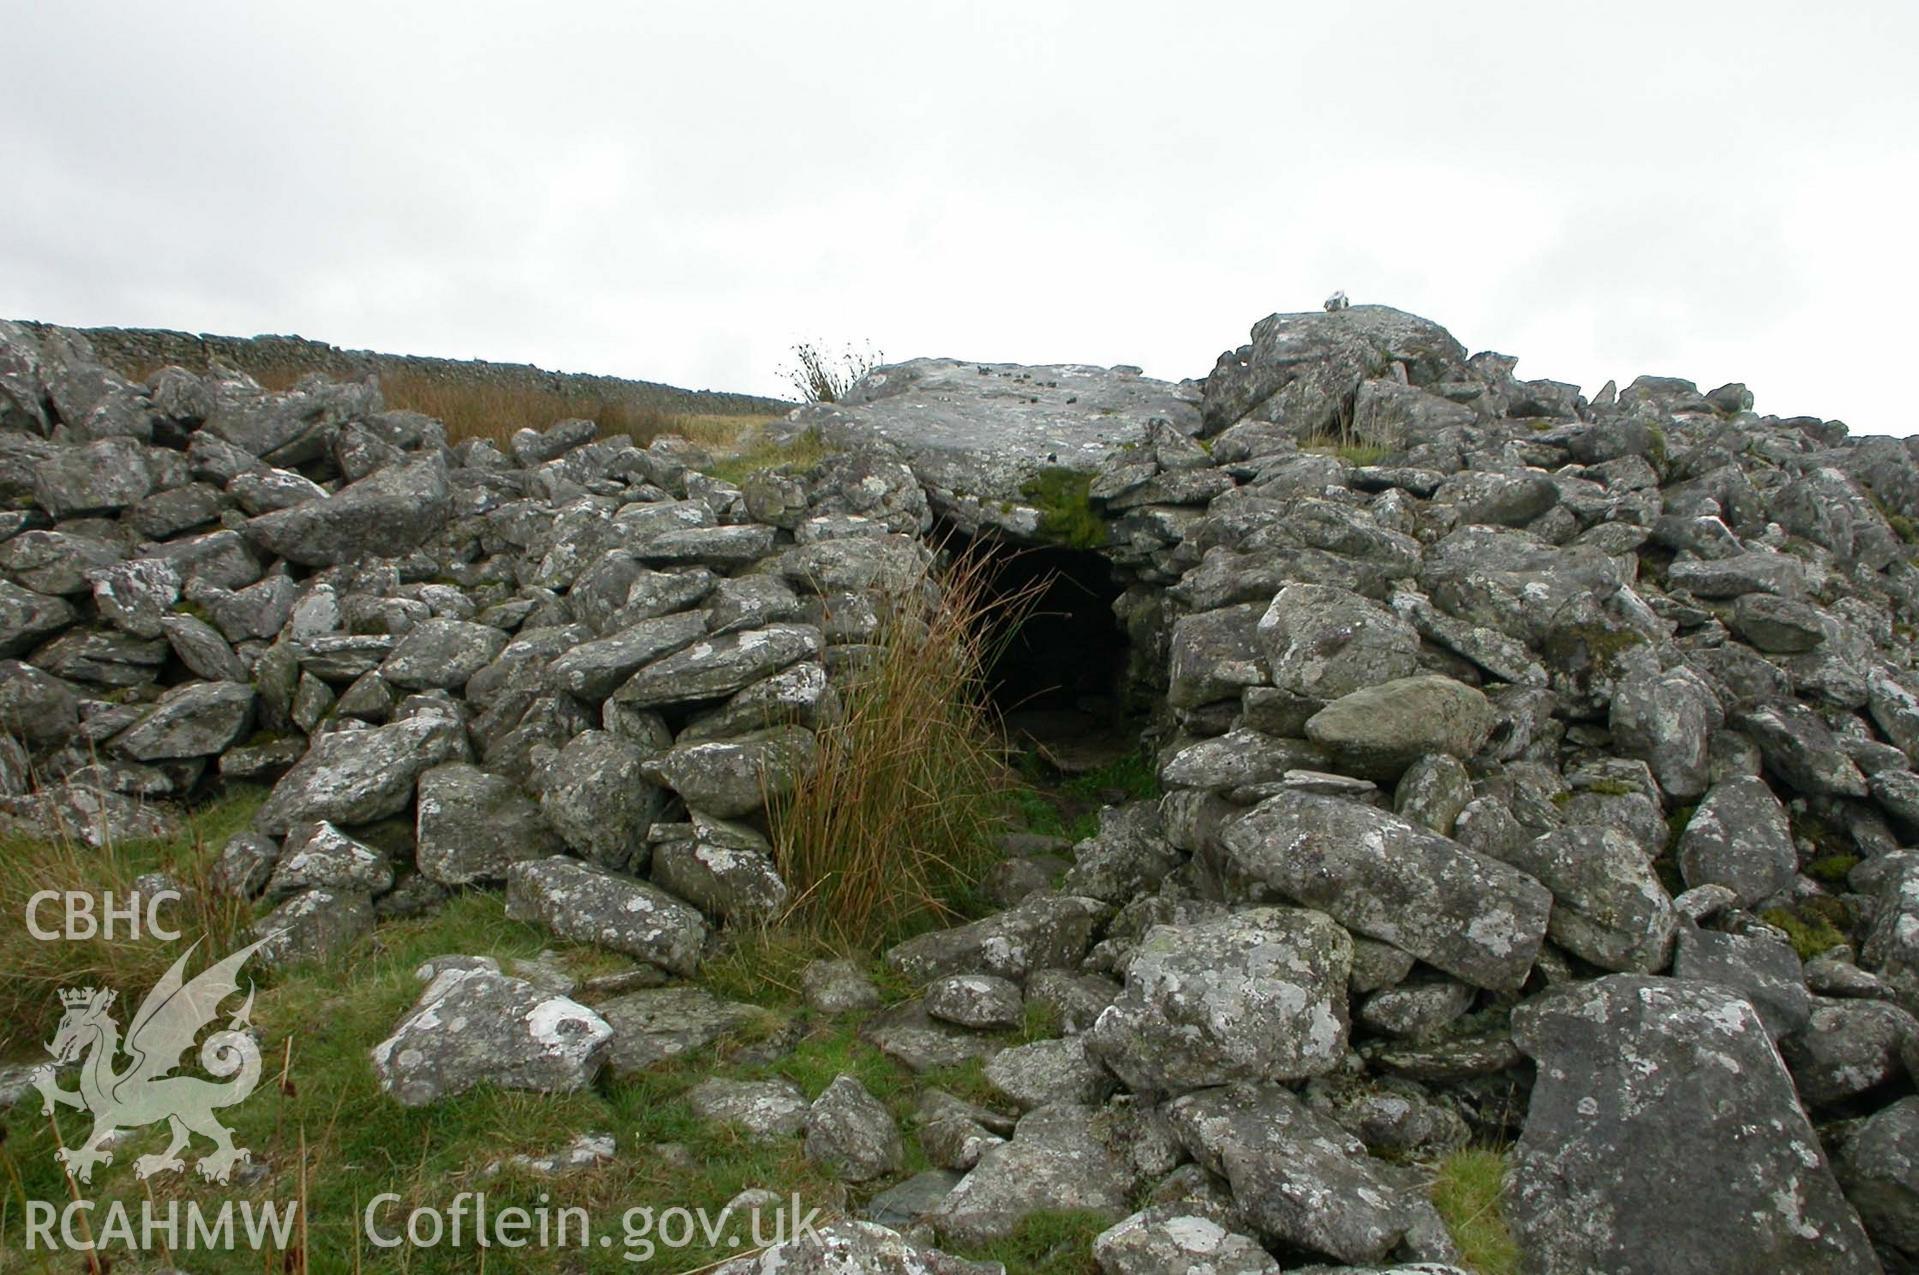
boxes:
[790,358,1201,540]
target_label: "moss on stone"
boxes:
[1761,901,1851,961]
[1806,853,1862,886]
[1549,620,1650,675]
[1647,422,1670,472]
[1020,467,1107,550]
[1581,778,1640,798]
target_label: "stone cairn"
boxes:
[6,305,1919,1272]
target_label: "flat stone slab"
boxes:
[792,358,1201,540]
[596,986,765,1076]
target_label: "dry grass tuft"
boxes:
[781,340,882,404]
[0,787,263,1053]
[373,369,781,453]
[769,549,1036,948]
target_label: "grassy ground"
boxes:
[0,769,1520,1274]
[1430,1147,1520,1274]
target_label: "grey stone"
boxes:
[1086,907,1351,1091]
[705,1218,997,1275]
[802,958,882,1014]
[805,1075,905,1181]
[1,531,124,596]
[1434,467,1559,526]
[1677,775,1799,906]
[635,523,776,568]
[1868,667,1919,764]
[1257,584,1419,701]
[1393,753,1473,836]
[1864,855,1919,1009]
[252,887,374,969]
[245,453,451,566]
[932,1103,1144,1245]
[1167,603,1266,709]
[984,1037,1117,1110]
[1732,593,1831,653]
[1781,998,1917,1109]
[596,986,763,1076]
[1609,666,1722,799]
[254,711,466,835]
[0,580,78,656]
[265,820,394,898]
[686,1077,809,1141]
[612,623,823,707]
[1217,792,1550,990]
[1835,1097,1919,1260]
[372,967,611,1106]
[642,726,817,820]
[1304,676,1495,780]
[33,436,154,516]
[1158,729,1327,792]
[415,762,562,884]
[1507,975,1877,1275]
[862,1000,1004,1073]
[886,893,1107,983]
[0,660,78,745]
[1166,1082,1437,1265]
[110,680,255,761]
[1356,979,1477,1038]
[539,731,667,871]
[158,611,245,685]
[1672,926,1811,1038]
[864,1170,966,1232]
[1740,703,1869,797]
[797,357,1201,541]
[230,465,326,515]
[925,974,1024,1031]
[87,557,180,638]
[379,618,509,691]
[1304,1075,1471,1159]
[545,612,707,699]
[1,781,177,847]
[1203,305,1468,437]
[1093,1202,1282,1275]
[505,856,707,976]
[650,839,790,923]
[1488,826,1677,973]
[147,529,263,591]
[1668,549,1807,599]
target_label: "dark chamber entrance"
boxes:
[943,523,1136,772]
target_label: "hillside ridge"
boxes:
[14,319,791,418]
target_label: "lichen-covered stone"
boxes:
[1217,792,1549,990]
[1086,907,1351,1092]
[1507,975,1877,1274]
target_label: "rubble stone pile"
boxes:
[8,304,1919,1272]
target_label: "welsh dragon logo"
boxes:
[32,938,267,1184]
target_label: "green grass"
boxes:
[1007,749,1161,843]
[704,429,832,484]
[1430,1148,1519,1275]
[955,1209,1109,1274]
[1,889,857,1273]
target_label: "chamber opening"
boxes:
[939,521,1139,773]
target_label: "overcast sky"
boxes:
[4,2,1915,432]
